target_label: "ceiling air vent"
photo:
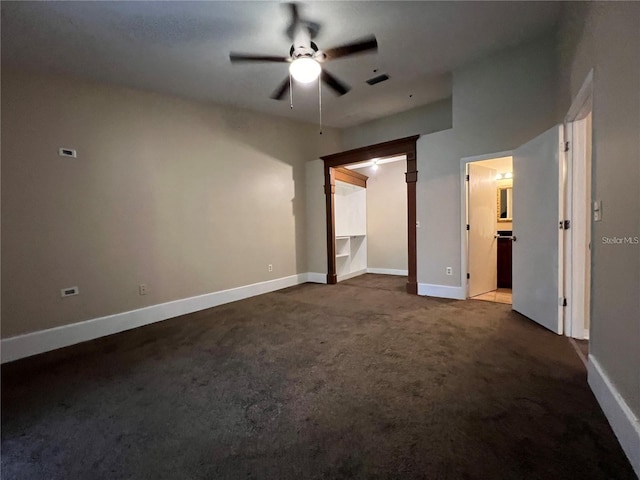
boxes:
[366,74,389,85]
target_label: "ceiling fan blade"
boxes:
[285,2,321,40]
[323,36,378,61]
[284,2,300,40]
[288,2,300,25]
[322,70,350,96]
[229,53,290,63]
[270,76,291,100]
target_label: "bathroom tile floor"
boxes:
[471,288,512,304]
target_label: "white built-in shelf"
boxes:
[334,233,367,279]
[335,180,367,282]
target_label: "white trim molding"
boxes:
[1,273,309,364]
[418,283,466,300]
[306,272,328,284]
[588,355,640,477]
[565,69,594,123]
[366,268,408,276]
[564,70,594,342]
[336,268,367,283]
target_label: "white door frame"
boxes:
[563,70,594,339]
[460,150,513,299]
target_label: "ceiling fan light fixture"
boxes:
[289,57,321,83]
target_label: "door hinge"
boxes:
[560,297,567,307]
[466,224,470,231]
[564,141,570,152]
[467,273,470,279]
[559,220,571,230]
[466,174,470,181]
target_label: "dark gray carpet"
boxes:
[2,274,635,479]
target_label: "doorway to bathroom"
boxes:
[464,154,514,305]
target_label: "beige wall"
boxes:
[1,70,341,337]
[341,98,452,151]
[559,2,640,421]
[415,128,460,286]
[452,33,558,158]
[355,161,408,272]
[305,159,328,275]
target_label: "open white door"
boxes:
[512,125,564,334]
[467,164,497,298]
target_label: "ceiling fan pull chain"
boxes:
[318,75,323,135]
[289,73,293,109]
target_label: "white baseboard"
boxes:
[337,269,367,282]
[417,283,466,300]
[588,355,640,477]
[583,328,590,340]
[366,268,408,276]
[306,272,327,284]
[1,273,308,364]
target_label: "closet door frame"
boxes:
[321,135,419,294]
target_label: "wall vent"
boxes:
[366,74,390,85]
[58,148,77,158]
[60,286,79,298]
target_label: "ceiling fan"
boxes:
[229,3,378,100]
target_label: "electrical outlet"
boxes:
[268,264,273,272]
[446,267,453,276]
[139,284,149,295]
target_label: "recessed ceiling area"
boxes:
[1,1,562,128]
[474,156,513,175]
[345,154,406,170]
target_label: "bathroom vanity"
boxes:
[497,231,513,288]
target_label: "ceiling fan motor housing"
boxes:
[290,41,321,61]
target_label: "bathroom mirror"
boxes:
[497,187,513,222]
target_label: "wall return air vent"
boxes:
[58,147,77,158]
[60,286,79,298]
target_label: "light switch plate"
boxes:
[593,200,602,222]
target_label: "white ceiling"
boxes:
[1,1,562,128]
[475,156,513,174]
